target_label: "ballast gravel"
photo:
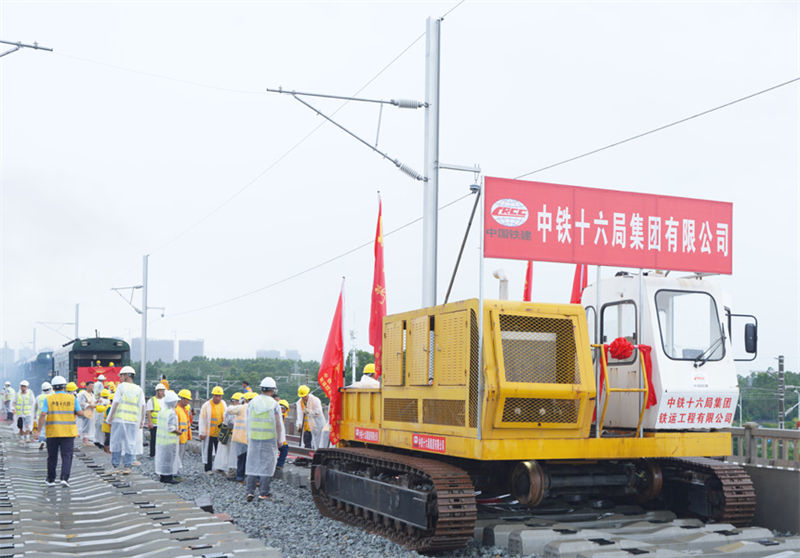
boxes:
[135,445,507,558]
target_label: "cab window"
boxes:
[601,301,637,365]
[655,290,724,361]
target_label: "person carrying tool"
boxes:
[295,385,325,450]
[145,383,167,459]
[35,375,85,487]
[154,390,181,484]
[77,381,96,446]
[15,380,35,443]
[245,377,284,501]
[199,386,226,473]
[175,389,193,478]
[34,382,52,450]
[105,366,145,474]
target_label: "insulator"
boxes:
[395,161,425,181]
[392,98,423,109]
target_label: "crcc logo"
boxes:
[491,198,529,227]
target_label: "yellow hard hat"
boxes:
[178,389,192,400]
[244,391,257,401]
[66,382,77,392]
[100,389,110,398]
[363,363,376,376]
[211,386,224,396]
[232,392,243,401]
[278,399,289,409]
[297,385,310,397]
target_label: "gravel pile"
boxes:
[133,446,507,558]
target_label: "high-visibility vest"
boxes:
[36,393,47,415]
[16,391,33,416]
[156,410,178,447]
[102,406,111,434]
[149,397,161,423]
[176,405,191,444]
[248,398,276,441]
[232,406,247,444]
[301,399,311,432]
[209,401,224,437]
[115,384,141,423]
[45,393,78,438]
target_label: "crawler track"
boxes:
[311,447,476,553]
[658,457,756,526]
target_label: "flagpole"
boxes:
[341,276,346,387]
[477,177,485,441]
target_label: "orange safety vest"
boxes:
[45,392,78,438]
[209,401,224,437]
[176,405,191,444]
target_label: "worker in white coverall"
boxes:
[34,382,52,450]
[154,390,181,484]
[14,380,36,442]
[105,366,145,474]
[294,385,325,450]
[92,389,110,449]
[199,386,227,473]
[3,382,16,421]
[245,377,285,501]
[77,381,97,446]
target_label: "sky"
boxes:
[0,1,798,376]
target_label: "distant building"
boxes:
[179,339,204,361]
[256,350,281,359]
[285,350,301,361]
[131,338,175,363]
[0,343,13,375]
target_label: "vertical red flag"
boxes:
[317,285,344,446]
[570,264,588,304]
[369,199,387,378]
[523,261,533,301]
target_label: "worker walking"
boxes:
[145,384,167,459]
[92,388,110,449]
[34,382,52,450]
[36,375,84,487]
[15,380,35,442]
[93,374,106,398]
[215,393,243,477]
[199,386,226,473]
[245,377,284,501]
[3,381,15,421]
[154,391,181,484]
[295,385,325,450]
[106,366,145,474]
[77,381,96,446]
[230,392,252,482]
[175,390,193,478]
[276,399,290,471]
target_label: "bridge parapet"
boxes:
[725,423,800,469]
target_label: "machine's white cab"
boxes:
[582,271,757,431]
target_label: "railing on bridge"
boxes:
[725,422,800,469]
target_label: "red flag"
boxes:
[570,264,588,304]
[317,286,344,446]
[523,261,533,301]
[369,199,387,378]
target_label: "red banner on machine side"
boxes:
[483,177,732,274]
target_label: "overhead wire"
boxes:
[514,76,800,179]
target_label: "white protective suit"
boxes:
[212,404,240,472]
[108,381,145,455]
[294,393,325,449]
[77,389,96,440]
[198,399,227,467]
[245,395,284,477]
[3,387,16,415]
[93,396,109,443]
[14,389,35,431]
[154,393,180,476]
[354,375,380,388]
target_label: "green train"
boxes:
[52,337,130,387]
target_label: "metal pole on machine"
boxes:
[421,16,440,307]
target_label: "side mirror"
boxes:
[744,323,757,354]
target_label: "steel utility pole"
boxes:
[422,17,441,308]
[778,355,785,429]
[74,303,80,339]
[141,255,149,392]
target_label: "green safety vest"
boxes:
[248,397,276,441]
[156,410,178,446]
[150,397,161,422]
[16,392,33,416]
[115,384,141,423]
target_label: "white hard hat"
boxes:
[3,381,9,386]
[260,376,277,390]
[163,390,179,404]
[51,376,67,387]
[41,382,52,392]
[155,383,167,391]
[97,374,106,381]
[120,365,136,376]
[20,380,29,387]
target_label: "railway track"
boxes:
[0,426,280,557]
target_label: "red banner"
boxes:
[77,366,121,388]
[317,286,344,446]
[369,200,386,378]
[484,177,732,274]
